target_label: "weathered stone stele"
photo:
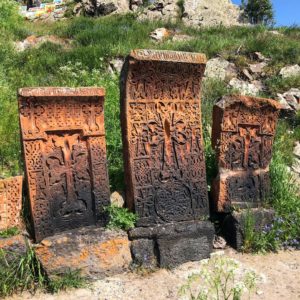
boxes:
[121,49,209,226]
[0,176,23,230]
[211,95,281,212]
[18,87,110,242]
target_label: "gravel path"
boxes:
[8,249,300,300]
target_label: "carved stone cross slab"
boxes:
[211,95,281,212]
[121,49,209,226]
[18,88,110,242]
[0,176,23,231]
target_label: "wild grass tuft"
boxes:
[0,246,88,297]
[0,227,20,238]
[47,270,87,294]
[0,247,45,297]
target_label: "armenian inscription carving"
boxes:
[211,95,281,212]
[0,176,23,231]
[18,88,110,242]
[121,50,209,226]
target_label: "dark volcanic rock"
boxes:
[221,208,275,250]
[129,221,214,268]
[34,226,131,279]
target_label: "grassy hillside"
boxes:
[0,3,299,252]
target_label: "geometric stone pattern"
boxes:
[18,88,110,242]
[121,49,209,227]
[0,176,23,230]
[211,95,281,212]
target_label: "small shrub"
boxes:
[0,227,20,238]
[105,205,137,230]
[179,254,259,300]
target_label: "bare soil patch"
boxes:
[8,250,300,300]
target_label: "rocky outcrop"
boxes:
[278,88,300,117]
[134,0,245,26]
[76,0,129,17]
[279,65,300,78]
[182,0,244,27]
[136,0,179,22]
[229,78,262,96]
[204,57,237,80]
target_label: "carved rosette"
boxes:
[121,49,209,226]
[18,88,110,242]
[0,176,23,230]
[211,95,281,212]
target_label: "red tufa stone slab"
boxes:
[211,95,281,212]
[0,176,23,230]
[18,87,110,242]
[121,49,209,226]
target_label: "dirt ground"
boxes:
[8,249,300,300]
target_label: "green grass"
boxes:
[0,247,45,297]
[47,270,87,294]
[0,227,20,238]
[0,246,87,297]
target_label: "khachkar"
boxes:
[121,49,214,268]
[0,176,23,230]
[211,95,281,249]
[212,95,281,212]
[18,88,110,242]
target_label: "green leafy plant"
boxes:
[105,205,137,230]
[0,227,20,238]
[179,254,259,300]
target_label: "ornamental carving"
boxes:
[18,88,110,242]
[0,176,23,230]
[121,50,209,226]
[211,95,281,212]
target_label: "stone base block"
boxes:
[211,170,271,213]
[221,208,275,250]
[129,221,214,268]
[0,234,28,264]
[34,226,132,280]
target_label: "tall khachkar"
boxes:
[211,95,281,213]
[18,88,110,242]
[121,49,209,226]
[0,176,23,230]
[121,50,214,268]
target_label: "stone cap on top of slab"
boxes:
[129,49,207,64]
[215,94,282,110]
[18,87,105,98]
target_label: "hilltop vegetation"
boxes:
[0,1,299,252]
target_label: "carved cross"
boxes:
[47,134,85,216]
[20,101,44,135]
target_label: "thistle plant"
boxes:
[179,253,259,300]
